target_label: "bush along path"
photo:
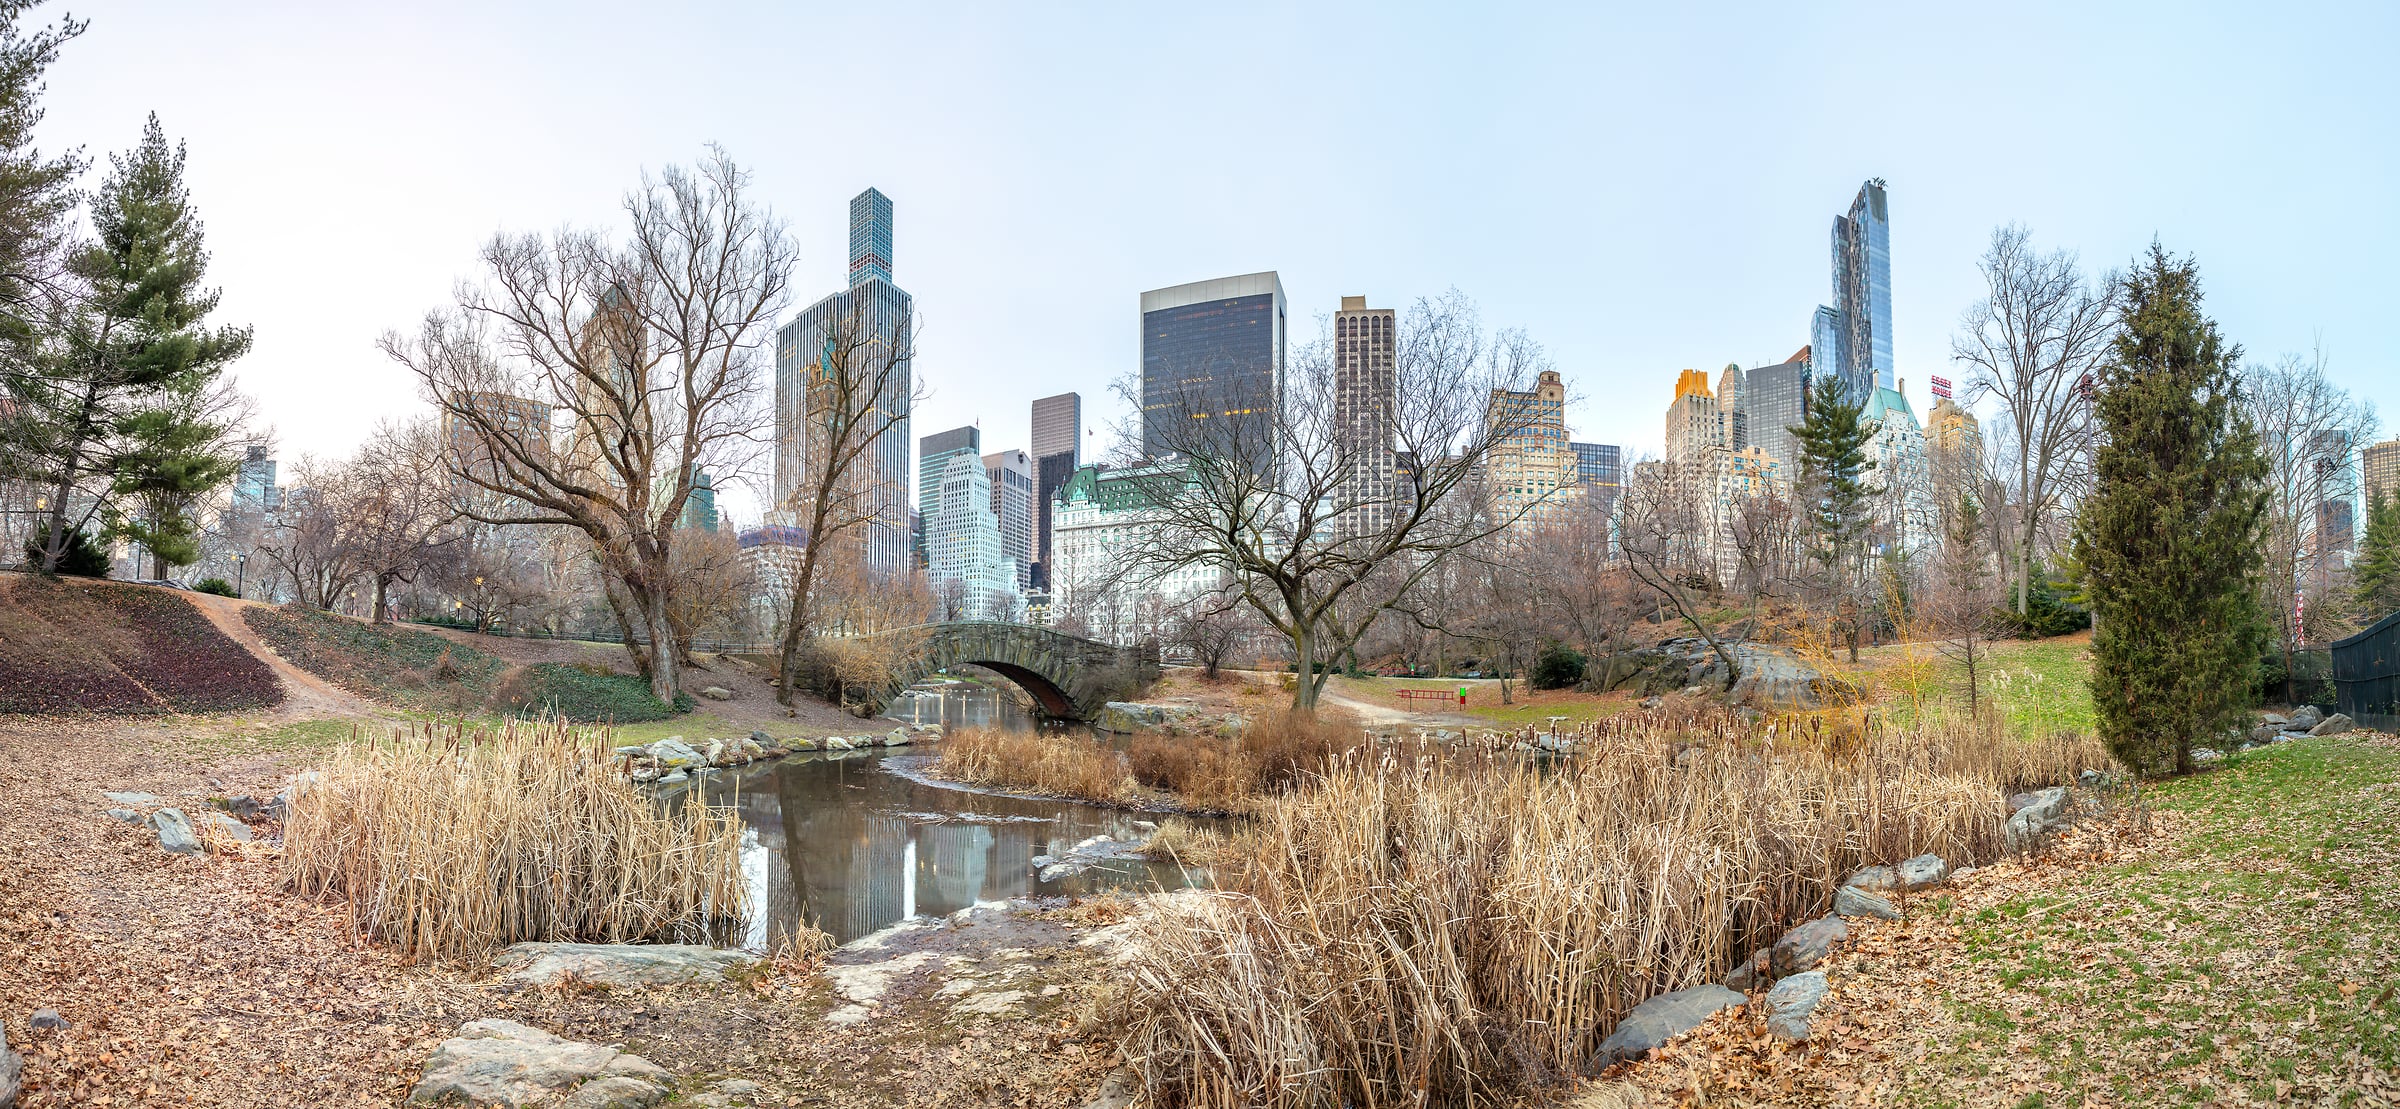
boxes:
[1595,732,2400,1107]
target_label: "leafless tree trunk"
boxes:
[1951,224,2112,616]
[385,148,790,704]
[768,298,921,705]
[1111,290,1552,711]
[1620,459,1741,689]
[347,418,459,623]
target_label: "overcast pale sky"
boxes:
[38,1,2398,525]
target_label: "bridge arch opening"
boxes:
[940,660,1076,719]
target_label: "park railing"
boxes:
[2332,609,2400,733]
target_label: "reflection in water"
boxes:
[699,750,1210,946]
[884,680,1037,731]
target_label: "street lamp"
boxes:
[233,553,247,598]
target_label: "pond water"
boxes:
[692,748,1210,948]
[884,679,1038,732]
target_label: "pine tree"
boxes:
[2356,491,2400,620]
[19,113,250,573]
[1790,373,1882,660]
[0,2,85,356]
[2074,244,2268,777]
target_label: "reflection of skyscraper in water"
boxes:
[919,823,994,913]
[842,813,912,940]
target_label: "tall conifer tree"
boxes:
[2356,491,2400,620]
[1791,373,1881,659]
[2074,244,2267,776]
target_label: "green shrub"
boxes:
[500,663,687,723]
[1997,561,2090,638]
[190,577,237,597]
[23,525,111,578]
[1532,643,1587,691]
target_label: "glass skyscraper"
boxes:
[1814,179,1893,399]
[916,425,980,566]
[1139,272,1286,468]
[775,187,914,576]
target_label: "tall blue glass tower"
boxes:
[1812,179,1892,399]
[849,188,893,287]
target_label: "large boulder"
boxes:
[1727,646,1864,710]
[1769,916,1847,979]
[2004,786,2071,851]
[647,739,705,770]
[491,943,760,989]
[408,1019,672,1107]
[1833,885,1899,921]
[2289,705,2324,730]
[195,810,252,844]
[150,808,202,855]
[2310,713,2355,737]
[1591,984,1747,1064]
[1,1023,20,1109]
[1763,971,1830,1042]
[1896,854,1949,889]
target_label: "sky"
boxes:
[36,1,2400,526]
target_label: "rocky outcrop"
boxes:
[1763,971,1830,1041]
[150,808,202,855]
[1589,640,1861,709]
[1769,916,1847,979]
[614,729,933,784]
[408,1019,672,1107]
[1833,884,1900,921]
[2311,712,2355,737]
[490,943,761,989]
[2290,705,2324,730]
[1593,984,1747,1063]
[2005,786,2071,851]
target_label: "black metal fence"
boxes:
[2332,609,2400,732]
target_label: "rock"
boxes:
[408,1018,671,1107]
[701,739,728,766]
[824,736,854,752]
[2078,768,2107,789]
[655,770,687,785]
[27,1010,65,1033]
[2193,748,2223,763]
[2261,712,2289,726]
[1833,885,1899,921]
[737,738,765,759]
[195,810,253,844]
[2016,786,2068,823]
[214,795,263,820]
[1592,983,1746,1064]
[102,791,163,808]
[1896,854,1949,890]
[2290,705,2324,729]
[715,1078,761,1098]
[749,730,773,743]
[1843,865,1899,892]
[885,728,913,747]
[1,1025,19,1109]
[265,771,323,820]
[557,1076,671,1108]
[150,808,202,855]
[1726,645,1865,710]
[2249,725,2282,744]
[1763,971,1830,1041]
[1639,695,1664,710]
[1768,916,1846,979]
[648,739,705,769]
[1721,950,1770,992]
[1082,1067,1139,1109]
[2310,713,2355,737]
[491,943,761,988]
[615,745,648,757]
[629,767,660,783]
[698,686,733,701]
[106,808,145,824]
[788,737,818,752]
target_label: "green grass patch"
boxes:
[245,605,687,724]
[1901,734,2400,1104]
[497,663,689,723]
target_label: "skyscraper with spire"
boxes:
[1810,179,1893,399]
[774,188,914,576]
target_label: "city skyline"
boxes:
[33,2,2396,528]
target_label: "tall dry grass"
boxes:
[1126,711,1365,812]
[282,718,748,963]
[933,726,1138,803]
[1111,707,2112,1107]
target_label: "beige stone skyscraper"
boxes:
[1487,369,1576,529]
[1333,295,1398,536]
[2366,437,2400,510]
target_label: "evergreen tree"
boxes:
[1790,373,1882,659]
[2073,244,2268,777]
[0,2,84,360]
[2356,491,2400,620]
[18,113,250,574]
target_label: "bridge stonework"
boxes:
[870,622,1152,721]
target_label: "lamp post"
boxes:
[233,553,247,598]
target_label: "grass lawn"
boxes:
[1902,734,2400,1104]
[1847,633,2099,738]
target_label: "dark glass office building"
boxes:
[1140,272,1286,468]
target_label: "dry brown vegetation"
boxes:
[282,718,748,963]
[933,726,1139,804]
[1126,711,1364,812]
[1108,705,2113,1107]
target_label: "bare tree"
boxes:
[1110,291,1549,711]
[2242,347,2379,697]
[385,148,791,703]
[1618,458,1741,688]
[348,419,459,623]
[1929,491,2003,714]
[665,525,754,653]
[767,295,920,705]
[1951,224,2113,616]
[1167,589,1258,679]
[256,455,369,610]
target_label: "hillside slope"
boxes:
[0,574,284,715]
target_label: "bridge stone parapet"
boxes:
[854,622,1153,722]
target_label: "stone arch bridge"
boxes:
[849,622,1154,722]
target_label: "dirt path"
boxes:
[182,592,379,719]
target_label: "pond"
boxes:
[884,678,1039,732]
[691,748,1211,948]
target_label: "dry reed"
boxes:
[933,726,1138,803]
[1126,711,1367,812]
[281,718,749,964]
[1110,708,2112,1107]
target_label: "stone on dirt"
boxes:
[491,943,761,988]
[150,808,202,855]
[106,808,144,824]
[1592,984,1747,1063]
[101,791,162,808]
[698,686,733,701]
[2311,713,2355,737]
[648,739,705,769]
[1842,864,1899,892]
[1763,970,1830,1041]
[1,1024,19,1109]
[195,810,252,844]
[1082,1067,1139,1109]
[408,1018,671,1108]
[1721,950,1770,992]
[1833,884,1900,921]
[885,729,913,747]
[2290,705,2324,730]
[27,1011,66,1033]
[1896,853,1949,889]
[1769,916,1847,979]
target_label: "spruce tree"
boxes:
[1790,373,1881,660]
[2356,491,2400,620]
[20,113,250,573]
[2073,244,2268,776]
